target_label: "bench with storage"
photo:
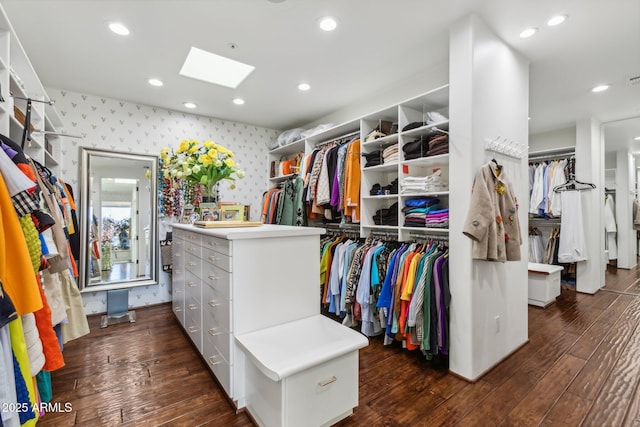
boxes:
[235,314,369,427]
[528,262,564,307]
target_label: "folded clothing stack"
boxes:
[426,208,449,228]
[369,178,399,196]
[382,144,399,164]
[400,169,447,194]
[403,137,428,160]
[402,197,440,228]
[364,150,382,168]
[427,134,449,156]
[373,202,398,226]
[401,112,448,133]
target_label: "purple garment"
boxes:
[433,255,447,354]
[330,167,340,208]
[1,142,18,159]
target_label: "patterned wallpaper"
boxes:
[50,88,277,314]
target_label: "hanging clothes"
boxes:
[604,194,617,260]
[320,235,450,360]
[558,191,588,262]
[463,161,522,262]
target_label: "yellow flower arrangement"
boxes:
[160,139,244,194]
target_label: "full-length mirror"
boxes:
[79,148,158,291]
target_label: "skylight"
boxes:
[179,47,255,89]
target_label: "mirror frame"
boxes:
[78,147,159,291]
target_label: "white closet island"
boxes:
[171,223,368,425]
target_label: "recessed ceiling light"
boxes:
[634,136,640,141]
[298,83,311,91]
[319,17,338,32]
[591,84,610,93]
[547,15,568,26]
[233,98,245,105]
[148,78,163,87]
[519,27,538,38]
[109,22,130,36]
[183,102,197,109]
[179,46,255,89]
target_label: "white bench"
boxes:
[235,315,369,427]
[528,262,564,307]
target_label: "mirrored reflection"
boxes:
[79,148,158,290]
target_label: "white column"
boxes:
[575,119,605,292]
[449,15,529,381]
[615,151,636,268]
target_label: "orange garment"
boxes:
[343,139,361,222]
[399,253,422,351]
[33,274,65,371]
[322,239,342,304]
[0,174,42,315]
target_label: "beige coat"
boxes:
[463,162,522,262]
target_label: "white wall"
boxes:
[615,151,637,269]
[575,118,605,293]
[529,126,575,153]
[449,15,529,381]
[50,88,278,314]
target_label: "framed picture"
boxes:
[220,204,245,221]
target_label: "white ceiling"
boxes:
[2,0,639,150]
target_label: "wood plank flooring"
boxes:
[38,285,640,426]
[604,264,640,294]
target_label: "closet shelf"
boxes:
[401,120,449,138]
[362,162,398,172]
[400,191,449,198]
[401,153,449,167]
[361,133,399,149]
[270,139,305,156]
[362,194,398,200]
[44,150,58,166]
[269,173,297,183]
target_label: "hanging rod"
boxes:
[323,222,360,231]
[11,94,54,106]
[31,130,83,139]
[409,232,449,243]
[369,230,399,240]
[432,126,449,135]
[316,130,360,148]
[528,152,575,163]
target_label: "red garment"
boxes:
[33,274,65,371]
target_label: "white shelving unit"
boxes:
[0,6,65,172]
[267,85,450,242]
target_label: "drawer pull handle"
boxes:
[174,289,182,293]
[188,304,198,310]
[318,376,337,387]
[187,326,198,333]
[188,261,197,266]
[174,307,182,312]
[208,328,222,336]
[188,235,195,240]
[208,300,221,307]
[208,274,218,281]
[207,241,217,246]
[175,253,181,257]
[208,356,223,366]
[188,282,198,288]
[208,255,216,261]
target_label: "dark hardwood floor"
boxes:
[39,281,640,426]
[603,261,640,295]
